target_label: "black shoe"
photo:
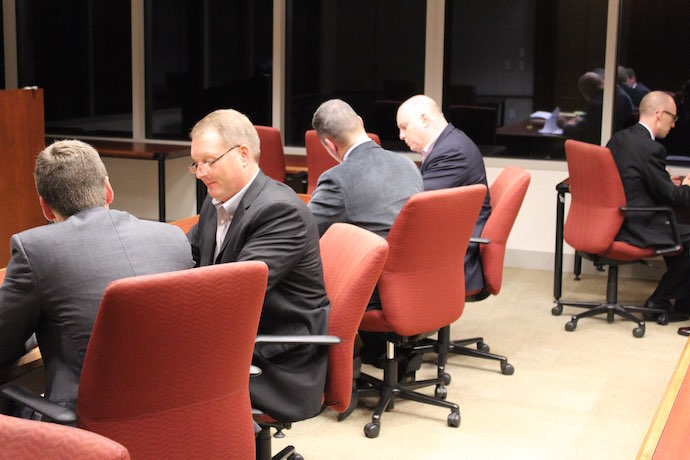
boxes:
[641,298,672,320]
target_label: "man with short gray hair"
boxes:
[309,98,423,238]
[0,140,194,417]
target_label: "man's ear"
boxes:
[322,137,342,162]
[105,177,115,206]
[38,196,57,222]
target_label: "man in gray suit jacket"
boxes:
[308,99,423,238]
[187,109,330,422]
[0,140,194,416]
[397,95,491,292]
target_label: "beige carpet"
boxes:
[271,267,688,459]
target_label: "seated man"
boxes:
[186,109,331,422]
[396,94,491,293]
[607,91,690,319]
[0,140,194,417]
[308,98,423,239]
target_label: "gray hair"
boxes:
[190,109,261,162]
[35,140,108,217]
[312,99,361,143]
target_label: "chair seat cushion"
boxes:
[359,310,394,332]
[605,241,658,261]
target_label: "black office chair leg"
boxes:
[448,338,515,375]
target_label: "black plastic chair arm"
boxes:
[469,237,490,245]
[620,206,682,255]
[0,384,78,425]
[254,335,341,346]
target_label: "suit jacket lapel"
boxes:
[216,171,269,261]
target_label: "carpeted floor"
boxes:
[271,267,688,459]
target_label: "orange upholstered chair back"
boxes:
[76,262,268,459]
[305,129,381,194]
[169,214,199,235]
[320,223,388,413]
[0,413,131,459]
[564,140,626,254]
[377,185,486,336]
[256,125,287,183]
[478,167,531,296]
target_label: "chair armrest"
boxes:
[0,384,78,425]
[469,237,491,245]
[620,206,682,255]
[255,335,341,346]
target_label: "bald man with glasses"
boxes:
[186,109,331,423]
[607,91,690,321]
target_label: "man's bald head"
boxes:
[638,91,677,139]
[396,94,448,153]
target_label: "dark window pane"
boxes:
[146,0,273,139]
[16,0,132,137]
[444,0,608,159]
[286,0,426,150]
[619,0,690,157]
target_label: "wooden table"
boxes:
[46,137,191,222]
[496,119,567,159]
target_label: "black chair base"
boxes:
[552,263,667,338]
[256,424,302,460]
[353,338,460,438]
[446,337,515,375]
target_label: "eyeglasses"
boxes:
[188,144,240,175]
[662,110,679,122]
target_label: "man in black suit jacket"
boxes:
[397,95,491,292]
[187,109,330,422]
[607,91,690,316]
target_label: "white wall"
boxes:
[105,152,679,281]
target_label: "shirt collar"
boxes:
[421,125,446,162]
[212,169,260,216]
[638,121,655,140]
[343,134,373,162]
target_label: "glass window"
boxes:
[16,0,132,136]
[145,0,273,139]
[444,0,608,159]
[618,0,690,158]
[285,0,426,150]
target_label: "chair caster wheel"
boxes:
[552,304,563,316]
[565,320,577,332]
[290,454,304,460]
[657,314,669,325]
[447,411,460,428]
[364,422,380,438]
[501,362,514,375]
[478,342,490,352]
[435,384,447,399]
[633,326,645,338]
[441,372,451,385]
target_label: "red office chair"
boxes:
[169,214,199,234]
[0,413,131,460]
[255,223,388,460]
[553,140,681,337]
[305,129,381,194]
[256,125,287,183]
[3,262,269,457]
[444,167,531,375]
[355,185,487,438]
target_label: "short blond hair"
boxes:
[35,140,108,217]
[190,109,261,162]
